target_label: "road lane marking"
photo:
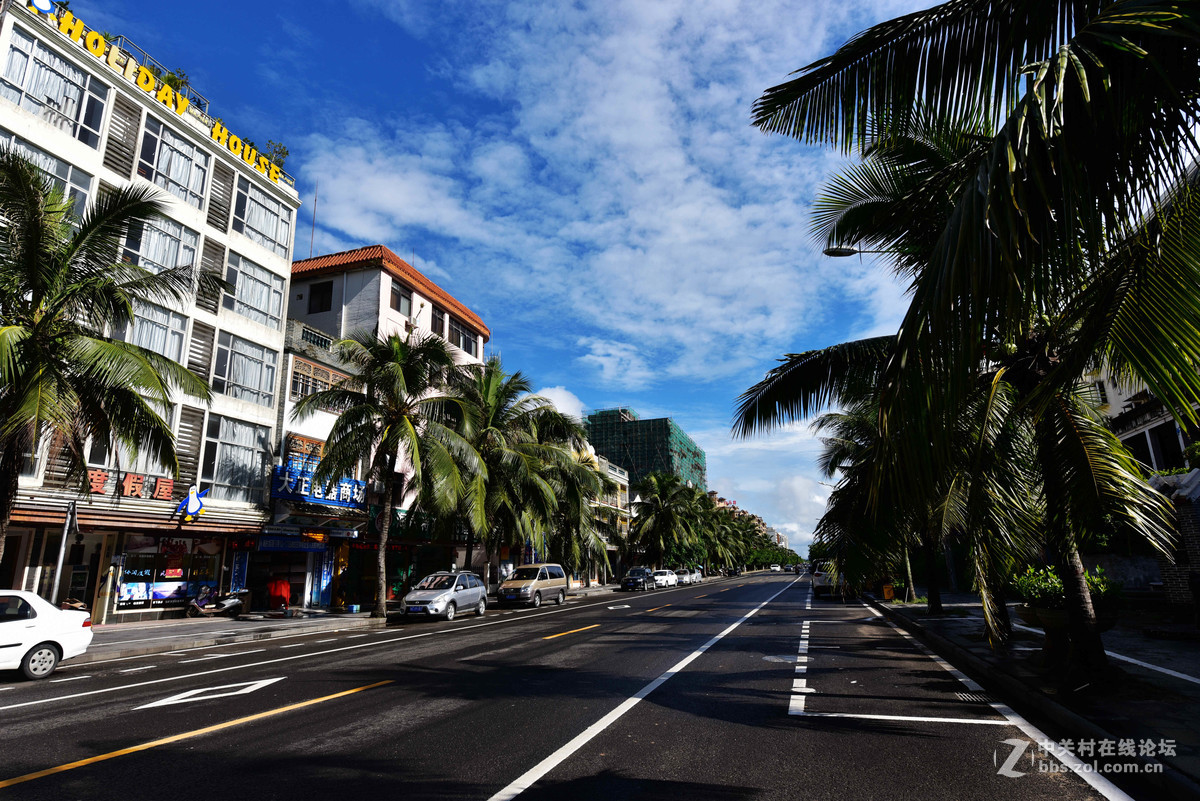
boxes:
[869,603,1134,800]
[0,596,624,712]
[543,624,600,641]
[135,677,286,709]
[48,676,90,683]
[801,713,1013,725]
[606,605,630,610]
[487,577,801,801]
[312,639,338,643]
[177,649,265,665]
[694,595,707,598]
[0,680,393,790]
[644,605,671,613]
[119,666,156,673]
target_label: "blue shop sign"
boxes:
[271,465,366,509]
[259,536,327,553]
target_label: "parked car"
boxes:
[770,564,782,572]
[621,568,656,592]
[0,590,93,679]
[497,563,569,607]
[811,562,848,598]
[652,569,678,588]
[676,569,692,586]
[691,568,703,584]
[403,571,487,620]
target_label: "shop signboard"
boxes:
[116,536,222,610]
[271,466,366,510]
[259,536,327,553]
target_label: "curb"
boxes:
[72,616,388,665]
[864,596,1200,801]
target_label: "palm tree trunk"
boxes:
[1056,544,1108,677]
[0,444,22,578]
[374,472,401,619]
[903,544,916,603]
[921,536,943,615]
[464,525,476,576]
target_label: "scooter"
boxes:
[186,589,249,618]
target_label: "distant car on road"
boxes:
[811,562,848,598]
[690,568,703,584]
[676,569,692,585]
[770,564,782,572]
[402,572,487,620]
[621,568,656,592]
[0,590,93,679]
[652,569,678,588]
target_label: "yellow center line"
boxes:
[645,604,672,612]
[719,589,731,593]
[694,594,708,598]
[0,680,394,790]
[543,624,600,640]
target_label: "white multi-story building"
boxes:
[0,4,300,621]
[277,245,491,608]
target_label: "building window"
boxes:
[390,280,412,316]
[290,358,351,408]
[449,318,477,357]
[308,281,333,314]
[0,127,91,210]
[431,305,445,337]
[122,216,199,274]
[212,331,277,407]
[201,414,269,502]
[86,405,176,476]
[138,117,208,208]
[1094,380,1109,405]
[223,252,284,329]
[285,434,323,472]
[232,176,291,259]
[0,27,108,149]
[120,301,186,362]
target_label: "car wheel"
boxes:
[20,643,59,680]
[556,590,565,605]
[476,598,487,617]
[532,592,542,608]
[444,602,457,621]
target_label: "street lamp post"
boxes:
[822,246,892,258]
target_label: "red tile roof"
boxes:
[293,244,490,341]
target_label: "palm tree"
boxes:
[0,148,213,569]
[545,448,616,586]
[628,472,703,568]
[430,356,586,582]
[291,330,479,618]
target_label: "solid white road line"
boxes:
[802,712,1014,725]
[875,604,1134,801]
[48,676,91,683]
[486,577,802,801]
[118,666,157,673]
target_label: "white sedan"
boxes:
[1,590,93,679]
[652,569,678,588]
[675,569,692,585]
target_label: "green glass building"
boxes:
[585,408,707,490]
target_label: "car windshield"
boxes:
[628,569,648,577]
[653,570,668,576]
[415,575,454,591]
[507,568,541,582]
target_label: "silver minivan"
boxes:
[403,572,487,620]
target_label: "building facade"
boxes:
[585,407,707,489]
[0,4,301,621]
[280,245,491,608]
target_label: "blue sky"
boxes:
[74,0,926,555]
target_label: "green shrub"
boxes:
[1010,567,1065,609]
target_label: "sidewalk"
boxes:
[865,591,1200,800]
[76,581,622,666]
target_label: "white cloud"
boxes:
[534,385,586,422]
[575,338,656,391]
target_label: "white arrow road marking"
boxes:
[607,605,630,610]
[135,677,285,710]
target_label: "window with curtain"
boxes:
[86,404,176,475]
[0,126,91,211]
[122,216,199,275]
[222,252,284,329]
[212,331,278,407]
[431,306,445,337]
[0,27,108,148]
[449,318,477,357]
[390,280,412,316]
[121,301,186,362]
[232,176,291,259]
[138,116,209,208]
[200,414,269,502]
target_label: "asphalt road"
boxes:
[0,575,1139,800]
